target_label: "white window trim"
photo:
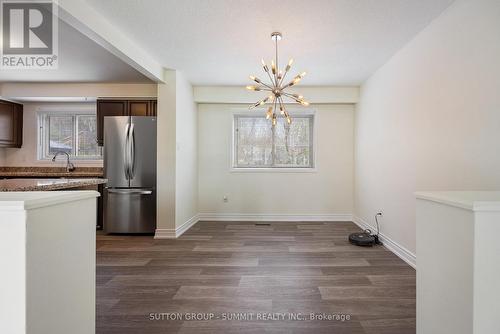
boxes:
[37,107,103,161]
[229,108,317,173]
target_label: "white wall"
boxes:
[156,70,198,236]
[175,71,198,228]
[198,103,354,218]
[354,0,500,255]
[156,71,177,233]
[2,102,101,167]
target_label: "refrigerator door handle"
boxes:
[129,123,136,179]
[124,123,131,180]
[107,189,153,195]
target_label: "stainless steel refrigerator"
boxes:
[103,116,157,233]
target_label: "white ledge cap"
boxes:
[0,191,100,211]
[415,191,500,212]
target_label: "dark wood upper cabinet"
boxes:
[0,99,23,148]
[96,99,157,146]
[128,100,150,116]
[96,100,127,146]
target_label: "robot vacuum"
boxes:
[349,230,379,247]
[349,213,383,247]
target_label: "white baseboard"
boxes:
[154,214,200,239]
[176,214,200,237]
[197,213,353,222]
[352,215,416,269]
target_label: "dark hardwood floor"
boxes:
[96,221,415,334]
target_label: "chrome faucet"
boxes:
[51,151,75,172]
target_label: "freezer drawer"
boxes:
[104,188,156,234]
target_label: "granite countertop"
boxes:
[0,167,103,178]
[0,178,108,192]
[0,191,101,210]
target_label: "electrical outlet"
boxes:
[223,196,228,203]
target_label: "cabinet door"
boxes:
[128,101,150,117]
[97,100,127,146]
[0,100,23,148]
[150,100,157,116]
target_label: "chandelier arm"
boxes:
[258,86,273,91]
[283,78,298,89]
[271,69,278,87]
[278,96,286,114]
[283,94,304,105]
[281,92,305,101]
[273,95,278,126]
[281,92,299,100]
[259,81,275,90]
[279,69,289,87]
[249,101,262,109]
[265,70,277,88]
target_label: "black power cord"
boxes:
[373,212,383,245]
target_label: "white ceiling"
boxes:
[0,19,152,83]
[85,0,454,85]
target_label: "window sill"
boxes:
[230,167,317,173]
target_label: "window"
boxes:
[233,113,314,168]
[38,111,102,160]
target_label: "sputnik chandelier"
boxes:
[247,32,309,127]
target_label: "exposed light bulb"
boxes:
[249,75,261,83]
[251,96,271,108]
[271,60,276,75]
[292,73,304,84]
[261,59,269,72]
[266,106,273,119]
